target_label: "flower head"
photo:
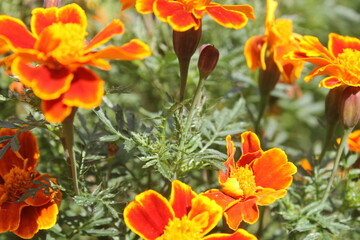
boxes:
[0,3,151,123]
[122,0,255,32]
[0,128,62,239]
[339,129,360,153]
[288,33,360,89]
[124,180,257,240]
[204,132,297,230]
[244,0,303,87]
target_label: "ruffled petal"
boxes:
[154,0,199,31]
[0,202,25,233]
[123,190,174,240]
[224,197,259,229]
[136,0,156,14]
[253,148,297,190]
[85,19,124,51]
[203,229,258,240]
[62,67,104,109]
[244,36,265,71]
[169,180,196,218]
[0,16,35,49]
[188,195,222,236]
[30,7,57,37]
[219,135,236,183]
[205,5,249,29]
[93,39,151,60]
[240,131,261,155]
[41,98,73,123]
[255,188,287,205]
[11,58,73,100]
[329,33,360,57]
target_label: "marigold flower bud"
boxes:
[325,86,345,125]
[258,51,280,96]
[340,86,360,129]
[198,44,219,79]
[173,26,202,62]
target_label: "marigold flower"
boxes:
[288,33,360,89]
[0,128,62,239]
[203,132,297,230]
[121,0,255,32]
[244,0,303,88]
[0,3,151,123]
[337,129,360,153]
[124,180,257,240]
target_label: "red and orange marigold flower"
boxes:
[337,129,360,153]
[204,132,297,230]
[124,180,257,240]
[0,3,151,123]
[289,33,360,89]
[120,0,255,32]
[0,128,62,239]
[244,0,303,85]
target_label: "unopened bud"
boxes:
[258,51,280,96]
[198,44,219,79]
[340,86,360,129]
[325,86,345,125]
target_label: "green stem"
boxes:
[62,108,80,195]
[179,58,191,102]
[317,121,338,165]
[256,206,266,238]
[321,127,352,204]
[255,94,269,137]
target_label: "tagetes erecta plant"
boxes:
[0,3,151,123]
[124,180,257,240]
[204,132,297,230]
[288,33,360,89]
[120,0,255,32]
[0,128,62,239]
[244,0,303,85]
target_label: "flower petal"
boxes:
[244,36,265,71]
[120,0,136,11]
[124,190,174,240]
[62,67,104,109]
[93,39,151,60]
[12,207,40,239]
[188,195,222,236]
[136,0,155,14]
[219,135,236,184]
[319,76,342,89]
[253,148,297,190]
[221,5,256,20]
[224,197,259,229]
[202,189,236,210]
[11,58,73,100]
[237,131,262,167]
[169,180,197,218]
[329,33,360,57]
[85,19,124,51]
[205,5,248,30]
[36,201,60,229]
[0,202,25,233]
[255,188,287,205]
[41,98,73,123]
[203,229,258,240]
[0,16,35,49]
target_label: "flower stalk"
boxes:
[44,0,62,8]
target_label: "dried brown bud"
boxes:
[198,44,219,79]
[340,86,360,129]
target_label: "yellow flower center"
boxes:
[337,48,360,85]
[3,167,38,202]
[45,23,87,63]
[231,165,257,199]
[156,216,203,240]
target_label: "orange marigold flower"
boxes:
[337,129,360,153]
[288,32,360,89]
[122,0,255,32]
[0,3,151,123]
[204,132,297,230]
[244,0,304,85]
[0,128,62,239]
[124,180,257,240]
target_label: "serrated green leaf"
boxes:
[99,135,120,142]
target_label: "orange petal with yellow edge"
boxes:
[30,7,57,37]
[203,229,258,240]
[120,0,136,10]
[319,76,342,89]
[222,5,255,20]
[154,0,199,31]
[85,19,124,51]
[62,68,104,109]
[253,148,297,190]
[224,197,259,229]
[36,201,60,229]
[206,6,248,30]
[0,16,35,49]
[244,36,265,71]
[0,202,25,232]
[202,189,236,210]
[94,39,151,60]
[124,190,174,240]
[329,33,360,57]
[136,0,156,14]
[12,58,73,100]
[188,195,222,236]
[41,97,72,123]
[255,188,287,205]
[241,131,261,155]
[169,180,196,218]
